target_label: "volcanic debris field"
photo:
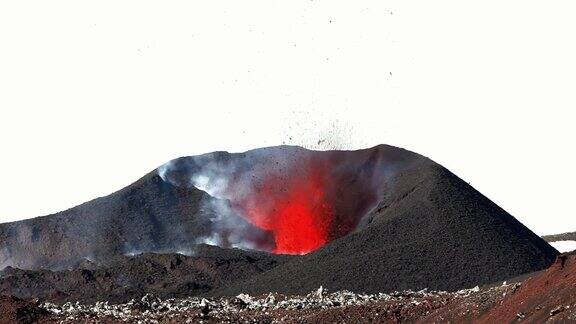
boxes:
[0,144,572,323]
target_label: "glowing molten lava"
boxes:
[240,162,334,254]
[161,146,391,255]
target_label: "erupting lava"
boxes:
[169,147,386,255]
[239,161,334,254]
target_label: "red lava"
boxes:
[240,161,334,254]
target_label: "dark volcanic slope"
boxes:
[0,172,264,270]
[0,172,215,269]
[213,157,558,296]
[0,244,292,304]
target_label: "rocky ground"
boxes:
[0,245,292,304]
[14,285,513,323]
[543,231,576,242]
[2,253,574,324]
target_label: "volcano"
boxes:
[0,145,558,300]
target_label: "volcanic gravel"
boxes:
[0,295,49,324]
[479,252,576,323]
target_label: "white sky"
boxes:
[0,1,574,235]
[549,241,576,253]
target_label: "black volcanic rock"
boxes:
[0,245,292,304]
[0,144,559,302]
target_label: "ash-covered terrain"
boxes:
[0,144,566,323]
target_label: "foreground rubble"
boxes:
[38,285,507,323]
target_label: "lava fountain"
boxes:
[159,146,404,254]
[236,160,334,254]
